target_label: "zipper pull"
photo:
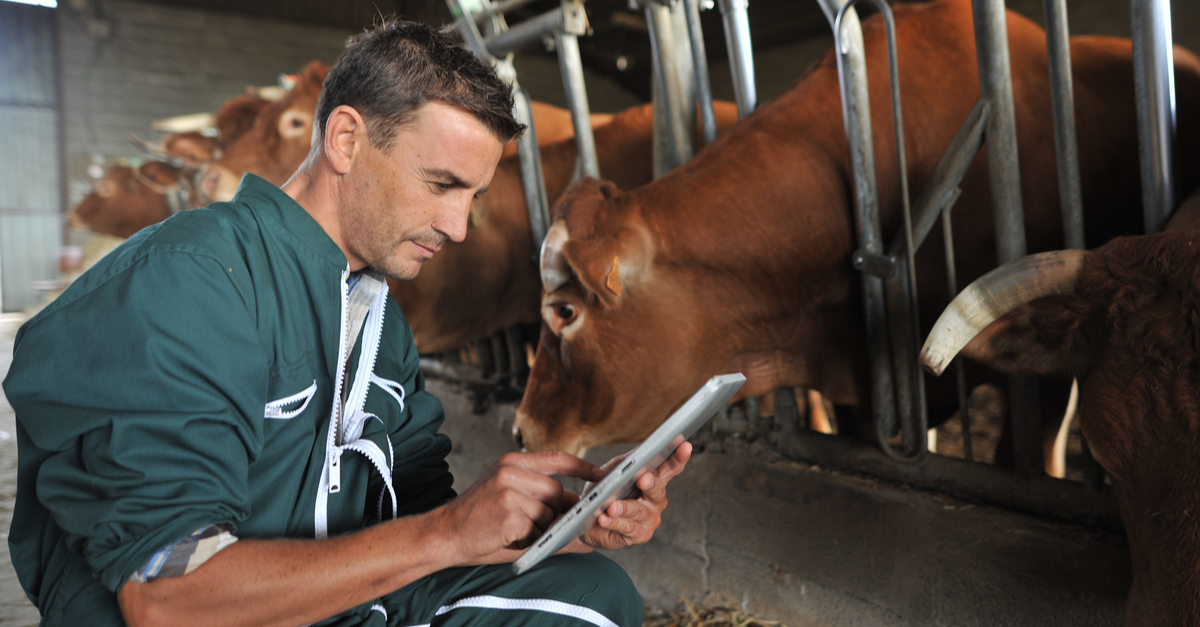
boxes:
[329,449,342,494]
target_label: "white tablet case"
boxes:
[512,372,746,575]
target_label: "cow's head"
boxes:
[70,161,182,238]
[922,232,1200,622]
[513,178,730,456]
[200,61,329,202]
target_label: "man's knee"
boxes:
[532,553,642,625]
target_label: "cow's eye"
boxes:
[555,303,576,324]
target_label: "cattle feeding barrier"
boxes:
[773,0,1176,531]
[443,0,606,392]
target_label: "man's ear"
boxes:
[323,105,367,175]
[959,295,1093,376]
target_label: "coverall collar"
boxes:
[231,173,349,271]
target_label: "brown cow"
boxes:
[69,161,187,239]
[71,94,276,238]
[920,217,1200,624]
[512,0,1200,456]
[392,100,741,354]
[198,60,615,203]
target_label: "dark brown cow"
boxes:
[920,208,1200,624]
[198,60,615,203]
[512,0,1200,456]
[391,100,741,354]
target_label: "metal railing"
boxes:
[776,0,1176,529]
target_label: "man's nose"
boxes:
[434,200,472,243]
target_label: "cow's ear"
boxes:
[557,191,653,308]
[959,295,1093,376]
[163,132,218,165]
[301,61,330,86]
[139,161,181,186]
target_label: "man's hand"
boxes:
[569,441,693,552]
[433,451,604,566]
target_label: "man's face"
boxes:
[342,101,504,280]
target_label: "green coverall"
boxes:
[3,175,642,626]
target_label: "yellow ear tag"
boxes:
[606,256,622,296]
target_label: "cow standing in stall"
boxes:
[70,94,275,239]
[512,0,1200,457]
[392,101,741,354]
[920,188,1200,625]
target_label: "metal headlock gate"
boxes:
[774,0,1178,533]
[450,0,1177,531]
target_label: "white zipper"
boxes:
[315,267,352,539]
[314,271,399,538]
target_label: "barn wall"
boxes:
[0,3,63,313]
[59,0,357,208]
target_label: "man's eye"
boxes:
[433,182,453,192]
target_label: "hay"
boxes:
[644,597,785,627]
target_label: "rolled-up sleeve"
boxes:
[5,250,268,593]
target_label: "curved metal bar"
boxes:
[834,0,926,461]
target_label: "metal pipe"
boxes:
[685,0,719,145]
[646,1,695,170]
[776,430,1121,532]
[555,33,600,178]
[904,99,990,254]
[1042,0,1085,250]
[824,0,899,458]
[972,0,1043,478]
[511,89,552,253]
[484,7,566,58]
[1131,0,1176,234]
[834,0,926,460]
[939,189,973,463]
[444,0,541,33]
[717,0,756,119]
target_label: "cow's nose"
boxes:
[199,170,220,199]
[512,426,525,450]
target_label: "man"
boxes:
[4,21,690,627]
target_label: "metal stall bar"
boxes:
[717,0,757,119]
[555,1,600,179]
[817,0,899,457]
[512,89,552,247]
[1131,0,1176,234]
[939,190,974,461]
[684,0,719,145]
[1043,0,1085,250]
[972,0,1043,478]
[645,0,697,173]
[834,0,925,460]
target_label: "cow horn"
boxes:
[540,220,571,293]
[151,112,216,133]
[920,250,1085,376]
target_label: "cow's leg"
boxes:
[992,374,1073,477]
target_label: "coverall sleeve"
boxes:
[4,251,269,593]
[378,299,455,518]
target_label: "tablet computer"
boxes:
[512,372,746,575]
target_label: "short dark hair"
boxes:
[313,19,524,152]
